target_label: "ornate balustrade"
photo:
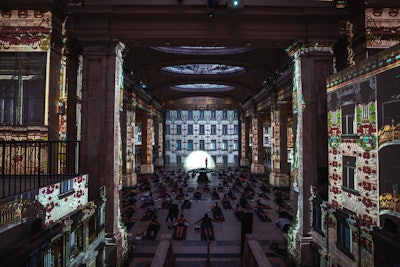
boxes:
[0,140,80,199]
[378,120,400,147]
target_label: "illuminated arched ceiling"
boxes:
[66,1,347,109]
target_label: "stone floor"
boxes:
[125,169,291,267]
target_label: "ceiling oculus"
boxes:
[162,64,244,75]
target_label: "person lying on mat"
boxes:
[173,213,191,239]
[211,202,223,221]
[146,215,160,239]
[195,214,219,240]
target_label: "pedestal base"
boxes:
[250,163,264,174]
[140,164,154,174]
[123,173,137,187]
[155,158,164,167]
[240,158,250,166]
[269,172,289,187]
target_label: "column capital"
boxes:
[286,41,334,59]
[82,40,126,58]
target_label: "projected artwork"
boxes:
[184,150,215,172]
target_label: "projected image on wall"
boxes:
[184,150,215,172]
[164,109,239,170]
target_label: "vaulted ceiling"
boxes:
[66,0,349,110]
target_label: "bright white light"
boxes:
[184,150,215,172]
[233,0,239,7]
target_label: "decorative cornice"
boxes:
[327,44,400,90]
[0,10,52,51]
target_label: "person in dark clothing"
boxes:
[195,214,216,239]
[168,203,179,222]
[194,187,202,200]
[212,202,223,220]
[146,215,160,239]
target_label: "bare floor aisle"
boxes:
[123,168,293,267]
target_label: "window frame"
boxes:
[210,140,217,151]
[188,124,193,135]
[176,140,181,151]
[211,125,216,135]
[341,103,355,136]
[336,213,354,260]
[187,140,193,151]
[199,125,205,135]
[176,125,182,135]
[0,52,47,126]
[199,139,205,150]
[60,178,74,195]
[222,140,228,151]
[222,125,228,135]
[312,199,324,236]
[342,156,358,194]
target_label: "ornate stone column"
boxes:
[80,41,127,265]
[251,113,265,174]
[140,114,154,174]
[286,43,333,266]
[269,101,289,187]
[240,113,250,166]
[122,105,137,187]
[154,117,164,167]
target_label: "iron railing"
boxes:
[0,140,80,199]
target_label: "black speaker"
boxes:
[241,212,253,235]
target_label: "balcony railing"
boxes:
[0,140,80,199]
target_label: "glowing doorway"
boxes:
[184,150,215,172]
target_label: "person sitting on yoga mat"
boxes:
[174,213,191,239]
[182,194,191,208]
[211,188,220,200]
[221,194,231,208]
[212,202,223,220]
[195,214,218,240]
[193,187,201,200]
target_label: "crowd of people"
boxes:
[121,167,293,260]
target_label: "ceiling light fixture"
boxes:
[228,0,243,8]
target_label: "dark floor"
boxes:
[123,168,292,267]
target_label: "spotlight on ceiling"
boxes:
[228,0,243,9]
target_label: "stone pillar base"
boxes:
[123,173,137,187]
[299,236,313,266]
[251,163,264,174]
[240,158,250,166]
[155,158,164,167]
[141,164,154,174]
[269,172,289,187]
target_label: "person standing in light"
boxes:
[205,157,208,169]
